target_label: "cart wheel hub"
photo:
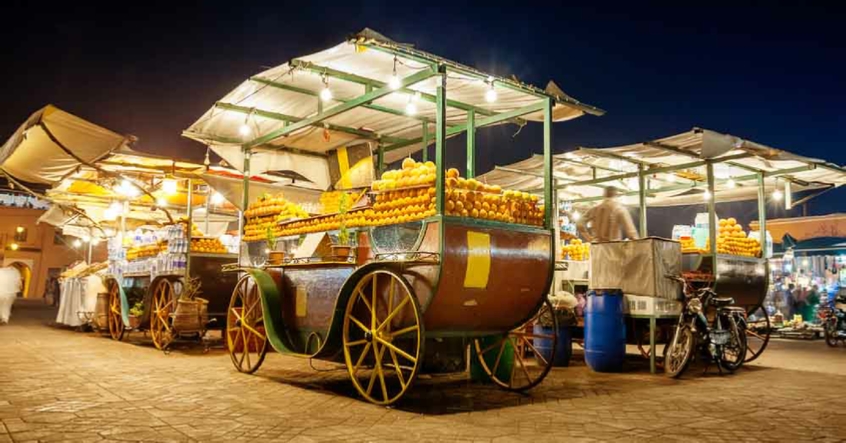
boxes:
[364,331,373,343]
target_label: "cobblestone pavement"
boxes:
[2,300,846,443]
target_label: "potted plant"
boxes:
[331,193,353,258]
[128,301,144,329]
[266,227,285,265]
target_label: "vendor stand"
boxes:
[183,28,604,405]
[479,128,846,373]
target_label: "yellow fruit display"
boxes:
[562,239,590,261]
[319,190,366,215]
[703,218,762,257]
[191,238,228,254]
[444,172,543,226]
[127,242,166,261]
[243,193,310,242]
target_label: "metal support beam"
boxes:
[186,178,194,272]
[376,146,385,177]
[466,109,475,178]
[239,148,251,264]
[215,102,410,145]
[435,68,447,215]
[421,122,429,162]
[247,68,437,148]
[638,164,647,237]
[543,97,553,229]
[757,172,768,258]
[706,162,717,256]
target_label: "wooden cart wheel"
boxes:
[106,278,125,341]
[150,279,175,351]
[473,299,557,392]
[343,269,424,406]
[744,306,771,363]
[226,275,268,374]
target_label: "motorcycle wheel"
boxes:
[719,316,747,372]
[824,318,839,347]
[665,322,694,378]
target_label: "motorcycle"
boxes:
[664,275,748,378]
[822,293,846,347]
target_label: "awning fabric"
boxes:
[184,28,603,175]
[478,128,846,208]
[0,105,131,184]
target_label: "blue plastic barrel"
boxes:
[584,289,626,372]
[533,324,572,366]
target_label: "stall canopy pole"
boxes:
[638,164,647,237]
[706,162,717,256]
[376,146,385,177]
[466,109,476,178]
[422,122,429,162]
[543,97,553,229]
[239,148,251,263]
[757,172,768,258]
[186,178,193,272]
[435,66,447,215]
[204,185,211,234]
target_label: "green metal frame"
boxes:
[466,109,475,178]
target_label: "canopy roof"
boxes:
[0,105,132,185]
[184,28,603,181]
[479,128,846,207]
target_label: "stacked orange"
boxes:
[562,239,590,260]
[704,217,762,257]
[277,208,372,237]
[191,238,227,254]
[444,168,543,226]
[372,158,436,191]
[127,242,165,261]
[243,193,309,242]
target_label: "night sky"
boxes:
[2,1,844,232]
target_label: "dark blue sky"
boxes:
[2,1,844,224]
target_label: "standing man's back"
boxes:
[578,187,639,242]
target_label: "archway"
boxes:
[8,262,31,298]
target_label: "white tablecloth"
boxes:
[56,276,103,327]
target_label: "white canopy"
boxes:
[478,128,846,208]
[0,105,132,184]
[184,28,603,180]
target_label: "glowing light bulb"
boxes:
[571,211,581,222]
[156,197,168,207]
[412,91,421,102]
[772,189,784,201]
[91,237,101,246]
[405,101,417,116]
[485,86,498,103]
[703,190,712,201]
[320,86,333,102]
[239,124,251,137]
[162,179,178,195]
[9,243,19,251]
[73,239,82,248]
[117,179,139,197]
[109,201,123,214]
[726,179,737,189]
[82,236,91,243]
[15,226,24,233]
[388,74,401,90]
[211,192,225,205]
[665,174,676,183]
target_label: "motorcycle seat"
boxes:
[713,297,735,306]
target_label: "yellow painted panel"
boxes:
[337,146,352,189]
[463,231,491,289]
[296,286,308,317]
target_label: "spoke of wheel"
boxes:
[385,278,395,334]
[512,331,554,340]
[490,339,508,377]
[511,337,532,384]
[371,274,378,329]
[747,329,766,340]
[235,329,246,367]
[240,326,251,369]
[375,342,389,402]
[376,297,409,333]
[352,342,372,374]
[243,286,260,321]
[230,308,243,321]
[345,338,368,347]
[374,336,416,363]
[349,316,370,334]
[357,289,373,314]
[520,336,549,367]
[365,342,380,396]
[242,323,266,341]
[481,336,506,356]
[388,324,418,339]
[388,347,407,389]
[227,327,240,333]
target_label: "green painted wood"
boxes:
[435,68,446,215]
[543,98,553,229]
[422,122,429,162]
[706,162,717,255]
[466,109,475,178]
[638,164,647,237]
[246,69,437,148]
[757,172,768,257]
[245,268,297,354]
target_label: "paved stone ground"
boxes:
[2,299,846,442]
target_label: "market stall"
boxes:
[478,128,846,372]
[55,261,107,328]
[184,28,603,405]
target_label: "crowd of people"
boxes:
[773,268,841,324]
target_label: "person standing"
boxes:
[803,285,821,324]
[0,266,22,324]
[577,186,639,242]
[784,284,796,319]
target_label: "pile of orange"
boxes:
[562,239,590,261]
[444,168,543,226]
[679,236,706,254]
[277,208,372,237]
[370,186,436,225]
[243,193,309,242]
[319,189,365,215]
[127,242,165,261]
[191,238,227,254]
[704,217,761,257]
[372,158,436,191]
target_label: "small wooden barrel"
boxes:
[173,298,209,333]
[95,292,109,330]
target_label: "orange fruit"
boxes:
[479,209,488,219]
[460,209,469,217]
[474,201,482,211]
[471,208,479,218]
[447,168,459,179]
[447,201,455,211]
[402,158,416,170]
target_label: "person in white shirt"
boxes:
[0,266,22,324]
[577,186,639,242]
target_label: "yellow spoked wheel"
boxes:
[226,275,268,374]
[150,279,175,350]
[343,269,424,406]
[473,299,557,391]
[106,278,125,341]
